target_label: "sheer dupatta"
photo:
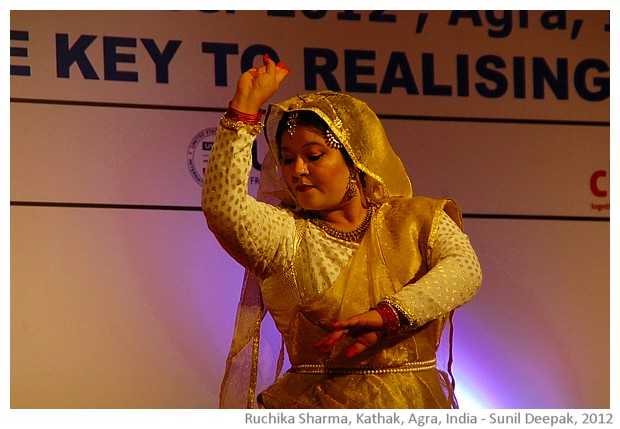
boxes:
[218,270,264,408]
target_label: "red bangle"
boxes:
[375,304,400,338]
[224,102,262,125]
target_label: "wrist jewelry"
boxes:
[374,304,400,338]
[224,102,262,125]
[220,102,264,133]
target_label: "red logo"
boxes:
[590,170,608,197]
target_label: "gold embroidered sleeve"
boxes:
[201,122,295,279]
[381,210,482,328]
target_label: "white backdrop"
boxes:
[10,10,610,409]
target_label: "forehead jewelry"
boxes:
[324,129,343,150]
[286,112,298,137]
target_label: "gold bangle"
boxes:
[220,115,264,134]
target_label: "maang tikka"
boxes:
[286,112,298,137]
[286,111,343,151]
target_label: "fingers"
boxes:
[313,329,347,353]
[315,334,373,359]
[315,312,384,358]
[344,342,368,359]
[276,61,290,74]
[275,64,290,85]
[263,54,290,78]
[263,54,275,73]
[262,53,271,66]
[330,313,371,330]
[330,315,358,330]
[345,331,381,358]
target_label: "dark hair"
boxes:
[275,110,353,165]
[276,111,328,148]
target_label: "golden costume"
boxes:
[202,91,482,409]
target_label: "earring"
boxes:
[347,169,358,198]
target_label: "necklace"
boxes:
[310,205,376,243]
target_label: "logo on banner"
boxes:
[186,127,263,194]
[187,127,218,185]
[589,169,609,212]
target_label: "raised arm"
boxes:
[202,55,294,278]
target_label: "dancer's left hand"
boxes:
[314,309,384,359]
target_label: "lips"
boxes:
[296,184,315,192]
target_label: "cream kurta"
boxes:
[203,123,482,408]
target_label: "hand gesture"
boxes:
[230,54,290,114]
[314,309,384,359]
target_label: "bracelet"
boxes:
[379,297,415,327]
[224,102,262,125]
[374,304,400,338]
[220,115,264,134]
